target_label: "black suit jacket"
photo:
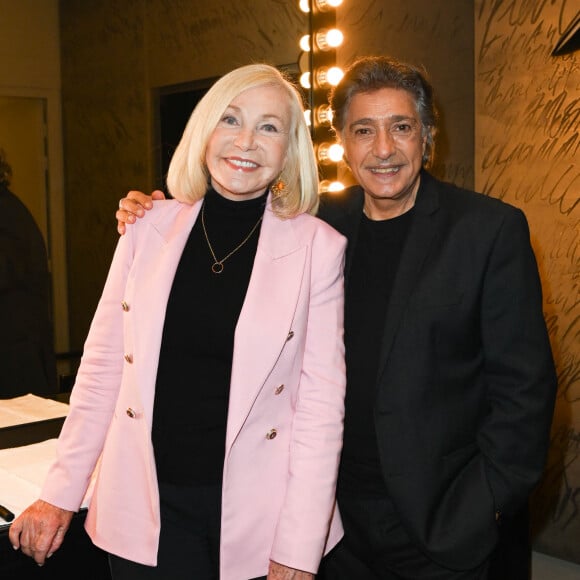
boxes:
[318,170,557,570]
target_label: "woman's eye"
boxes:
[260,123,278,133]
[222,115,238,125]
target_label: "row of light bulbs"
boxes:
[298,21,344,91]
[297,0,346,193]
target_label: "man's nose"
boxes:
[372,129,396,159]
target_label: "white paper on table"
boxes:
[0,394,69,429]
[0,439,95,529]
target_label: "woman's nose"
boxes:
[233,127,257,151]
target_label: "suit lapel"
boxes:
[319,187,364,285]
[226,201,306,452]
[374,173,443,387]
[130,200,201,422]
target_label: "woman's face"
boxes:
[205,84,292,201]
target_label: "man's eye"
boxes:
[354,128,371,135]
[392,123,412,134]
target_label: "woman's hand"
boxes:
[116,189,165,235]
[8,499,74,566]
[267,560,315,579]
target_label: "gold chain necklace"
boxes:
[201,201,263,274]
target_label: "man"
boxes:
[116,56,557,579]
[0,149,57,397]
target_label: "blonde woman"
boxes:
[11,64,346,580]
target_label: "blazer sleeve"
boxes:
[477,206,557,516]
[270,225,347,572]
[41,227,137,511]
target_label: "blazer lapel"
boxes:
[226,200,306,452]
[129,200,201,423]
[375,172,443,386]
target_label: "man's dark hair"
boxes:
[330,56,438,166]
[0,149,12,188]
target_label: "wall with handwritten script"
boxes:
[475,0,579,563]
[59,0,474,351]
[337,0,474,189]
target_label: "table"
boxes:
[0,413,112,579]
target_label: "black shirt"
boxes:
[339,208,415,495]
[152,188,267,484]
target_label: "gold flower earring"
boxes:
[271,175,288,197]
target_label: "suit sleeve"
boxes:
[477,206,557,516]
[270,227,347,572]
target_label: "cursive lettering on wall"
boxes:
[475,0,579,562]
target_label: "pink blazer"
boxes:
[41,196,346,579]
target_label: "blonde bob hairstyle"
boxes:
[166,63,320,218]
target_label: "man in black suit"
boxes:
[313,56,557,580]
[116,56,557,579]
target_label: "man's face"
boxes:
[339,88,427,216]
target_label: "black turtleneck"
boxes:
[340,207,415,495]
[152,188,267,485]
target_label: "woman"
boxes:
[9,64,346,580]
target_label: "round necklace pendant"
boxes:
[211,262,224,274]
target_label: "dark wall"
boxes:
[59,0,474,348]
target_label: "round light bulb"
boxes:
[299,0,310,13]
[319,179,345,193]
[328,180,345,192]
[299,34,311,52]
[326,66,344,86]
[316,0,343,11]
[327,143,344,162]
[299,71,311,89]
[304,109,312,126]
[317,142,343,164]
[316,28,343,50]
[317,67,343,87]
[326,28,343,48]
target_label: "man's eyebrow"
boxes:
[348,114,417,130]
[347,117,376,131]
[389,114,418,123]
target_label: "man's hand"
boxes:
[9,499,74,566]
[267,560,315,579]
[116,189,166,235]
